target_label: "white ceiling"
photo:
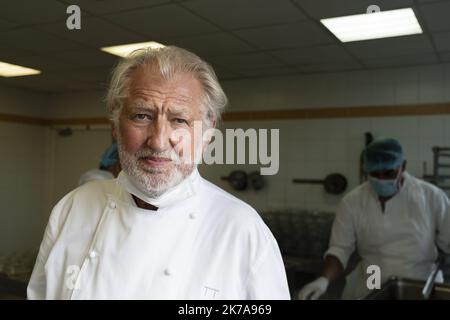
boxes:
[0,0,448,93]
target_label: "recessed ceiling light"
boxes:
[320,8,423,43]
[101,41,165,57]
[0,61,41,77]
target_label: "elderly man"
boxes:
[27,46,290,299]
[298,137,450,300]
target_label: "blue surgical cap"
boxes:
[100,142,119,168]
[363,137,405,173]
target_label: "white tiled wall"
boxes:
[0,86,52,254]
[222,63,450,111]
[42,62,450,214]
[200,115,450,213]
[0,122,50,254]
[41,63,450,117]
[2,62,450,254]
[0,85,49,117]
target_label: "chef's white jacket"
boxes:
[78,168,114,186]
[325,171,450,299]
[27,169,290,300]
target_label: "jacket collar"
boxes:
[116,168,200,210]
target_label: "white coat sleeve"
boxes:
[27,191,74,299]
[433,188,450,254]
[244,238,291,300]
[324,200,356,269]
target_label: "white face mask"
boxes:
[117,169,197,209]
[368,169,402,198]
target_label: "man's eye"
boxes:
[133,114,151,121]
[174,118,188,124]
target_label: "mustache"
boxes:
[135,148,180,161]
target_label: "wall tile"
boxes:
[418,116,445,140]
[419,65,446,103]
[395,67,420,104]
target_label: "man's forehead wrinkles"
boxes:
[128,99,194,115]
[131,88,193,103]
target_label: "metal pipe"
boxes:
[422,255,444,299]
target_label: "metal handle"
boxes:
[422,255,444,299]
[292,179,324,184]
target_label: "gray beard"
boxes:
[117,140,195,198]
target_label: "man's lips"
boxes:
[140,156,172,167]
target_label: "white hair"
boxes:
[105,46,228,127]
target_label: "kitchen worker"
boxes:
[78,141,121,185]
[298,137,450,300]
[27,46,290,300]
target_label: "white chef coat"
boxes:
[325,171,450,299]
[27,168,290,300]
[78,168,114,186]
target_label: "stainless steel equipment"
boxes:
[424,146,450,194]
[364,277,450,300]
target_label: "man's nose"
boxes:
[146,120,171,152]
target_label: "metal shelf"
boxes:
[432,147,450,195]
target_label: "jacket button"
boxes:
[109,201,117,209]
[89,251,98,259]
[189,212,197,220]
[164,268,172,276]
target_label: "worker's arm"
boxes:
[322,254,345,283]
[297,255,345,300]
[323,199,356,276]
[298,200,356,300]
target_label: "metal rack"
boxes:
[431,147,450,193]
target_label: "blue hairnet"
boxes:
[363,137,404,173]
[100,142,119,168]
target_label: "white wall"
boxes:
[51,127,113,203]
[200,115,450,213]
[222,63,450,111]
[0,85,51,255]
[47,90,107,119]
[44,63,450,213]
[44,63,450,117]
[2,62,450,255]
[0,84,49,117]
